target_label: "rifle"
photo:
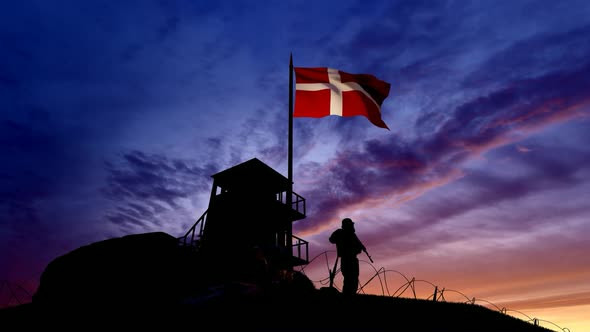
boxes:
[363,249,374,263]
[328,256,339,288]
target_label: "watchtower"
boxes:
[179,158,308,284]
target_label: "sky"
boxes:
[1,0,589,330]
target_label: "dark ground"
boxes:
[0,232,555,332]
[0,289,554,332]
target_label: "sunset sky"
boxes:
[1,1,590,330]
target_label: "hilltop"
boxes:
[0,232,554,332]
[0,290,555,332]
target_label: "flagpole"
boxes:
[287,53,294,272]
[288,53,293,188]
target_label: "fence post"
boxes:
[433,286,438,302]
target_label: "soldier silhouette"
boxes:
[329,218,367,296]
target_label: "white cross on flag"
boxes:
[294,67,391,129]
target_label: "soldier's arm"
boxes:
[329,230,338,243]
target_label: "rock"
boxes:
[32,232,199,308]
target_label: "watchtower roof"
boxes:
[211,158,291,193]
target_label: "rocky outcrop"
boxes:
[32,232,200,308]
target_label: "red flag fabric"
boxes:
[294,67,391,129]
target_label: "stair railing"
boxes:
[178,209,208,247]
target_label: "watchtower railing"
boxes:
[291,234,309,264]
[178,209,208,247]
[276,190,306,216]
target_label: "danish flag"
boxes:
[294,67,391,129]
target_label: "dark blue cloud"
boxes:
[464,24,590,88]
[0,107,75,230]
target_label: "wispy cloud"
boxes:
[498,292,590,310]
[102,150,218,230]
